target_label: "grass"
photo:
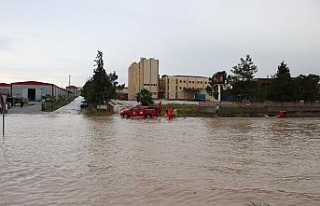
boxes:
[43,96,77,112]
[164,103,199,117]
[82,108,114,116]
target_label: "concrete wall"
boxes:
[52,86,68,98]
[199,101,320,117]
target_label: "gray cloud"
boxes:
[1,0,319,86]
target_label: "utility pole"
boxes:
[1,95,7,137]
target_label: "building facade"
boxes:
[128,58,159,100]
[0,83,11,96]
[66,85,79,95]
[11,81,68,101]
[160,75,210,100]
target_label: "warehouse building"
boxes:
[11,81,68,101]
[0,83,11,96]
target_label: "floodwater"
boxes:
[1,99,320,206]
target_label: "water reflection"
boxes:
[1,114,320,206]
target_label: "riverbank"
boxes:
[199,101,320,117]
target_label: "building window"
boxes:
[184,80,186,83]
[192,81,194,83]
[180,80,182,83]
[179,87,182,90]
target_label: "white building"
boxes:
[11,81,68,101]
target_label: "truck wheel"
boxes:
[146,114,152,119]
[123,114,129,119]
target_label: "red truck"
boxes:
[120,105,159,119]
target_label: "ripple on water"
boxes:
[1,115,320,205]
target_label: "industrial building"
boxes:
[0,83,11,96]
[66,85,80,95]
[1,81,69,101]
[159,75,210,100]
[128,58,159,100]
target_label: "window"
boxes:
[180,80,182,83]
[183,80,186,83]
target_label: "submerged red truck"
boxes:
[120,105,160,119]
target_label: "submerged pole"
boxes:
[2,111,4,137]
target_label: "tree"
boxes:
[227,54,258,101]
[268,61,293,101]
[206,71,227,100]
[136,89,154,106]
[292,74,320,102]
[81,50,121,108]
[81,78,94,103]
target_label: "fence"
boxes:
[199,101,320,117]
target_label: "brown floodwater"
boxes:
[1,111,320,205]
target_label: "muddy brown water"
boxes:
[1,112,320,206]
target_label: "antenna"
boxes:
[68,75,71,87]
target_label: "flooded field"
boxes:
[1,101,320,206]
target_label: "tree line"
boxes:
[207,55,320,102]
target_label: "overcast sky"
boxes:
[1,0,319,87]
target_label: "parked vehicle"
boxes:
[80,100,88,108]
[120,105,159,119]
[193,93,207,101]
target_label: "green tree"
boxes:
[227,54,258,101]
[136,89,154,106]
[268,61,293,101]
[206,71,227,100]
[81,78,94,103]
[292,74,320,102]
[81,50,121,108]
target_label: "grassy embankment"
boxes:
[81,103,114,116]
[163,103,199,117]
[43,96,77,112]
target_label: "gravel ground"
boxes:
[7,102,43,114]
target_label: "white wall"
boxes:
[12,85,52,100]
